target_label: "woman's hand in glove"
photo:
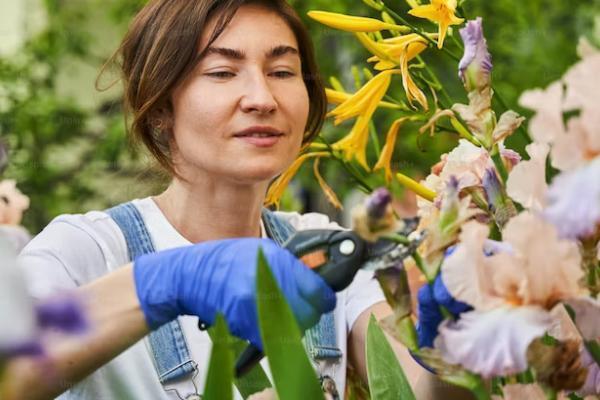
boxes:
[133,238,336,349]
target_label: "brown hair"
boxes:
[99,0,326,176]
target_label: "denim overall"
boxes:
[106,202,342,398]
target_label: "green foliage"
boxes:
[204,314,235,400]
[366,314,416,400]
[255,247,324,400]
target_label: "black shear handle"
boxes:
[234,230,368,377]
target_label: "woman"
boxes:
[4,1,467,399]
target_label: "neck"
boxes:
[153,175,269,243]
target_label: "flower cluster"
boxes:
[268,3,600,398]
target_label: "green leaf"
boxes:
[206,328,272,399]
[366,314,416,400]
[231,338,272,398]
[255,247,324,400]
[203,314,234,400]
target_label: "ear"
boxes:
[150,104,174,134]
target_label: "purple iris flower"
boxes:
[544,158,600,239]
[366,187,392,220]
[458,17,493,91]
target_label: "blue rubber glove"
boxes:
[133,238,336,350]
[416,275,471,348]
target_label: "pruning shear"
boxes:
[200,219,423,377]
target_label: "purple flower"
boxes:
[544,158,600,239]
[483,168,517,228]
[366,187,392,219]
[36,296,88,334]
[482,168,501,208]
[0,340,44,359]
[458,18,493,92]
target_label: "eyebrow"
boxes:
[203,45,299,60]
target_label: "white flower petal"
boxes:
[435,307,552,378]
[499,212,583,305]
[562,53,600,114]
[492,110,525,143]
[545,157,600,238]
[518,82,565,144]
[563,297,600,340]
[440,139,492,186]
[441,221,503,309]
[506,142,549,211]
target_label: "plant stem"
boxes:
[581,236,600,297]
[491,145,509,183]
[317,136,374,193]
[395,172,436,201]
[411,252,432,283]
[471,382,492,400]
[382,233,411,245]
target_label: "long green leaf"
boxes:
[255,247,324,400]
[366,314,416,400]
[231,338,272,397]
[206,329,272,399]
[203,313,234,400]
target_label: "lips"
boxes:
[233,126,284,148]
[233,126,284,138]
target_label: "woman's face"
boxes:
[170,4,310,185]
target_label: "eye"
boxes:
[270,71,295,79]
[205,71,236,78]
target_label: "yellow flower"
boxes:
[356,33,429,110]
[355,32,398,70]
[408,0,464,49]
[265,152,328,208]
[325,88,402,110]
[313,158,343,209]
[330,71,394,170]
[374,118,410,183]
[307,11,408,33]
[327,69,394,125]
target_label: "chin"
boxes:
[228,163,286,184]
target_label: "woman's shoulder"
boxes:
[271,210,345,231]
[18,207,129,293]
[33,208,125,255]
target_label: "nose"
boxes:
[239,71,278,115]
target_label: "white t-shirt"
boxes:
[19,197,386,400]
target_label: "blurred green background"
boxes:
[1,0,599,233]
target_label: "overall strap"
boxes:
[261,209,343,362]
[106,203,196,384]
